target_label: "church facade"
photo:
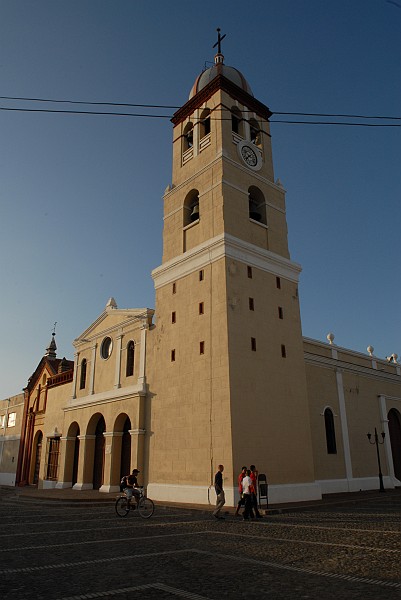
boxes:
[4,46,401,505]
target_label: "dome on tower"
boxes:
[189,62,253,99]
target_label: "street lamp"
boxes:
[367,427,386,492]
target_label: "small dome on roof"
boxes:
[189,54,253,99]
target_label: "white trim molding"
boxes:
[152,233,301,289]
[335,368,353,487]
[317,476,395,494]
[147,481,321,507]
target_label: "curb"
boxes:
[1,486,400,513]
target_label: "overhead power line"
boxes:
[0,95,179,109]
[0,95,400,126]
[271,120,400,127]
[274,111,401,121]
[0,106,171,118]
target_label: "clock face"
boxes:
[237,140,262,171]
[241,145,257,166]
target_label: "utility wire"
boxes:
[0,106,171,118]
[274,111,401,121]
[270,120,400,127]
[0,101,400,126]
[0,94,400,122]
[0,95,179,109]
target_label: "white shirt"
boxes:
[242,475,252,494]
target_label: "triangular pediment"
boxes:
[74,301,154,348]
[26,357,60,394]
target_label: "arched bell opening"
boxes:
[183,122,194,151]
[183,189,200,226]
[249,118,262,147]
[248,186,267,225]
[231,106,244,138]
[199,108,211,139]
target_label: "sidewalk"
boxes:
[1,484,400,514]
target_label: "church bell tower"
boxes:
[148,32,319,505]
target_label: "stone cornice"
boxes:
[66,383,147,411]
[152,233,301,288]
[172,74,272,126]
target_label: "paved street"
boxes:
[0,489,400,599]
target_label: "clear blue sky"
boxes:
[1,0,400,399]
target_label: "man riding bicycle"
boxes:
[124,468,141,505]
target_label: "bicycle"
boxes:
[115,487,154,519]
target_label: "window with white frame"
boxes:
[0,414,5,428]
[7,412,16,427]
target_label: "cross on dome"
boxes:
[213,28,226,64]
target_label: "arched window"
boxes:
[199,108,211,138]
[126,341,135,377]
[324,408,337,454]
[231,107,244,137]
[79,358,87,390]
[183,122,193,151]
[248,186,267,225]
[183,189,200,227]
[249,118,261,147]
[388,408,401,481]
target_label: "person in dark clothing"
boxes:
[212,464,225,519]
[124,468,141,505]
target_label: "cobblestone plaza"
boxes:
[0,488,400,599]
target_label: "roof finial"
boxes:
[213,28,226,65]
[45,325,57,359]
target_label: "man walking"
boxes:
[212,464,225,520]
[242,469,254,520]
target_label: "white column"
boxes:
[129,428,146,479]
[89,344,97,395]
[243,109,251,140]
[193,109,200,157]
[335,368,353,487]
[72,352,79,399]
[138,323,149,388]
[114,334,123,389]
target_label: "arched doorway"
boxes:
[65,422,80,488]
[388,408,401,481]
[93,416,106,490]
[120,417,132,478]
[33,431,43,485]
[72,426,80,487]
